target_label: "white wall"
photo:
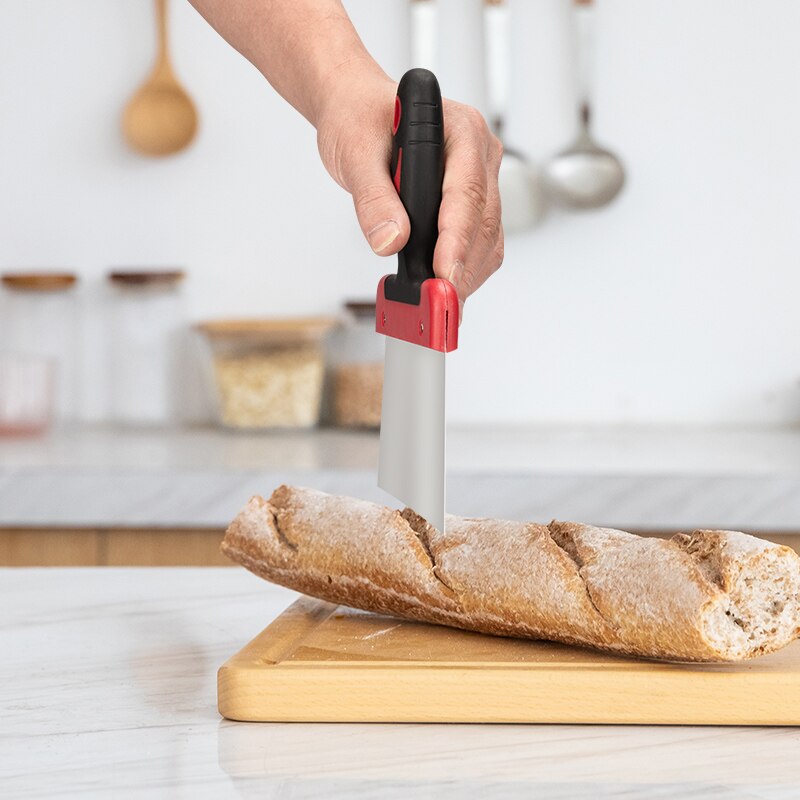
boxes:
[1,0,799,424]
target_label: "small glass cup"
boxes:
[0,353,55,436]
[0,272,78,423]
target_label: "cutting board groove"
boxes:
[218,596,800,725]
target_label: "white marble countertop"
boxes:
[3,424,800,530]
[3,567,800,799]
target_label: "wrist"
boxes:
[310,56,394,130]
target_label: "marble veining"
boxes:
[2,568,800,799]
[3,426,800,529]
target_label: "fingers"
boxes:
[432,102,504,310]
[458,143,504,299]
[347,150,410,257]
[316,76,411,258]
[320,88,503,301]
[433,106,489,286]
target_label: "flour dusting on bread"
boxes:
[222,486,800,663]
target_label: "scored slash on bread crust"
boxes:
[221,485,800,663]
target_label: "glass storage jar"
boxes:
[0,272,79,426]
[328,301,383,429]
[0,354,54,436]
[107,269,186,425]
[197,318,336,430]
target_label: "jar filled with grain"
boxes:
[328,301,383,429]
[197,318,336,430]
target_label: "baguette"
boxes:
[222,485,800,662]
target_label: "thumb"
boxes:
[348,162,410,256]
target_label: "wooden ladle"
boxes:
[123,0,198,156]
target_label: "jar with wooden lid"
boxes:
[0,272,79,427]
[328,301,383,429]
[197,318,336,430]
[107,269,186,425]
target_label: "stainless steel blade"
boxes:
[378,336,446,532]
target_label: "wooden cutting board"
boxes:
[218,596,800,725]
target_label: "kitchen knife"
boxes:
[376,68,458,533]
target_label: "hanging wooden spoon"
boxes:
[122,0,198,157]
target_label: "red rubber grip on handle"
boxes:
[376,68,458,353]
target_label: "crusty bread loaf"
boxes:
[222,485,800,662]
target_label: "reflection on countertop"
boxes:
[3,567,799,799]
[3,424,800,529]
[5,422,800,473]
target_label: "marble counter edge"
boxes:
[2,467,800,530]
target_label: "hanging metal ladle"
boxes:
[545,0,625,209]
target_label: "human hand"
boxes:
[315,71,504,318]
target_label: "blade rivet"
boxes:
[419,321,424,335]
[382,312,387,326]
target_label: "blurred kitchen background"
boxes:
[3,0,800,566]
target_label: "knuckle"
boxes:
[459,264,478,295]
[460,176,488,217]
[452,104,489,142]
[494,238,505,271]
[492,135,504,161]
[465,105,485,128]
[481,213,502,244]
[464,106,483,127]
[353,183,390,216]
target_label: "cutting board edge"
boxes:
[217,597,800,725]
[218,648,800,725]
[217,661,800,724]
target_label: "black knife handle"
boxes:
[384,68,444,305]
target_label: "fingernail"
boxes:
[447,260,464,288]
[367,220,400,253]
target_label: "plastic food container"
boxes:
[328,301,383,429]
[197,318,336,430]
